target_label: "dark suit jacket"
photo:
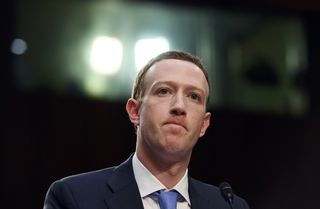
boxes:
[44,156,250,209]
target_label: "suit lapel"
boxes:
[189,177,212,209]
[104,156,144,209]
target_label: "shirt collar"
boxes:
[132,153,191,205]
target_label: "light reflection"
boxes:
[90,36,123,75]
[11,38,28,55]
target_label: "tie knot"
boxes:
[151,190,179,209]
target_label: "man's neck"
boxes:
[136,150,190,189]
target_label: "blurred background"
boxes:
[1,0,320,209]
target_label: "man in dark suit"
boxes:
[44,51,250,209]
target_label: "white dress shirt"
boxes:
[132,153,191,209]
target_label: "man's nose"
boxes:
[170,94,186,116]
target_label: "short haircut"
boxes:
[131,50,211,104]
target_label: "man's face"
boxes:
[129,59,211,162]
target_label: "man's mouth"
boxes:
[163,121,187,131]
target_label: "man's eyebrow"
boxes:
[151,81,174,87]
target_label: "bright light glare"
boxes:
[11,38,28,55]
[90,36,123,75]
[134,37,170,71]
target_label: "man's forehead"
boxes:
[144,59,209,93]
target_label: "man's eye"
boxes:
[158,88,169,95]
[190,93,201,101]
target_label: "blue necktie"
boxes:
[151,190,179,209]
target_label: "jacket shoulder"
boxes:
[58,167,116,186]
[44,167,116,209]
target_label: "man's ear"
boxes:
[199,112,211,138]
[126,98,140,126]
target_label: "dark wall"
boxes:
[2,1,320,209]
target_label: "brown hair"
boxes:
[131,50,211,104]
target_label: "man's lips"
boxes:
[163,121,187,131]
